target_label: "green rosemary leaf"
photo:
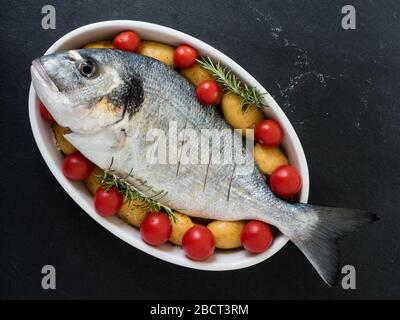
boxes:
[99,158,178,222]
[197,56,267,110]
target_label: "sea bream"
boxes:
[31,49,377,285]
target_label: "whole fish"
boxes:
[31,49,377,285]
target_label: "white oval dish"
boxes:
[28,20,309,271]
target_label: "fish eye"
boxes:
[77,59,97,78]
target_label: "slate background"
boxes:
[0,0,399,299]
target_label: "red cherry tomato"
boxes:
[94,186,123,217]
[62,152,93,180]
[173,44,198,69]
[270,165,302,199]
[39,101,56,124]
[140,212,172,246]
[254,119,283,147]
[195,80,221,105]
[182,225,215,261]
[241,220,273,253]
[113,31,141,52]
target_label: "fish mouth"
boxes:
[31,58,59,92]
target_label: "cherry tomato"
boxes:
[195,80,222,105]
[173,44,198,69]
[94,186,123,217]
[241,220,273,253]
[39,101,56,124]
[140,212,172,246]
[182,225,215,261]
[113,31,141,52]
[254,119,283,147]
[62,152,93,180]
[270,165,302,199]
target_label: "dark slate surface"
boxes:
[0,0,399,299]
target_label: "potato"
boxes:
[137,41,175,67]
[169,212,194,246]
[83,40,113,49]
[53,124,77,155]
[207,220,245,249]
[84,166,104,195]
[180,62,214,86]
[118,200,148,227]
[254,143,288,175]
[221,92,264,136]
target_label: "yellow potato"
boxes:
[221,92,264,136]
[254,143,288,175]
[137,41,175,67]
[180,63,214,86]
[52,124,77,155]
[169,212,194,246]
[207,220,245,249]
[83,40,113,49]
[118,200,148,227]
[84,166,104,195]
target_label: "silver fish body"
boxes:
[31,49,377,286]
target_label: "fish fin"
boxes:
[289,205,378,286]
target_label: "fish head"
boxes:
[31,49,143,134]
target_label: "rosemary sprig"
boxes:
[98,159,178,222]
[197,56,267,111]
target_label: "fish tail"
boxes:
[286,205,378,286]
